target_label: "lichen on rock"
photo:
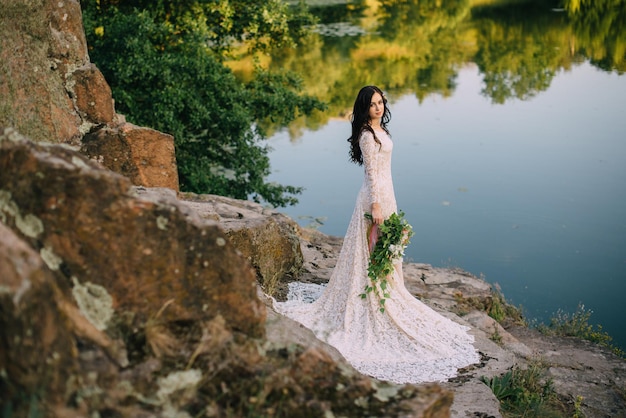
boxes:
[156,369,203,403]
[0,189,44,238]
[71,276,114,331]
[40,246,63,271]
[156,215,169,230]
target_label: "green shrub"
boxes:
[481,360,564,417]
[81,1,324,207]
[488,284,525,326]
[537,303,625,358]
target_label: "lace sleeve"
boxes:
[359,130,380,206]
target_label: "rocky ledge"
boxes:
[268,227,626,417]
[1,131,625,417]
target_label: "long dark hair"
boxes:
[348,85,391,165]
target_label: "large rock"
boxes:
[0,222,78,412]
[46,0,89,71]
[0,129,454,417]
[0,128,264,337]
[71,63,116,125]
[0,0,179,193]
[81,122,179,191]
[0,0,92,143]
[179,192,304,296]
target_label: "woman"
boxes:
[274,85,479,384]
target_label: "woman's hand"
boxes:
[371,203,383,225]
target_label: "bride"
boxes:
[274,85,479,384]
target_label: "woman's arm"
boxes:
[359,131,383,224]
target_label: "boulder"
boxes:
[81,122,179,191]
[46,0,89,70]
[0,128,264,338]
[0,129,453,417]
[71,63,116,125]
[0,222,78,413]
[179,192,304,296]
[0,0,89,144]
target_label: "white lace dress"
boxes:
[274,130,479,384]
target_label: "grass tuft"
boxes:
[536,303,625,358]
[481,359,566,417]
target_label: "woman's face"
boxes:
[368,92,384,123]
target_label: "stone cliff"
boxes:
[0,0,179,191]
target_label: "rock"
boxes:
[81,122,179,191]
[0,130,454,417]
[507,326,626,418]
[261,290,348,365]
[0,0,177,194]
[46,0,89,70]
[178,192,304,296]
[0,128,265,337]
[0,222,78,412]
[448,381,501,418]
[292,226,343,286]
[71,64,115,125]
[0,0,88,144]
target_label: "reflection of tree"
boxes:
[565,0,626,74]
[471,4,568,103]
[309,1,368,24]
[261,0,476,134]
[376,0,472,101]
[231,0,626,135]
[378,0,470,33]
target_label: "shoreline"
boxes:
[255,215,626,417]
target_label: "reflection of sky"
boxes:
[267,61,626,348]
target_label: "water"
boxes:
[266,61,626,349]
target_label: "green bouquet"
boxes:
[361,211,414,313]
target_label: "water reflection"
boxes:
[235,0,626,138]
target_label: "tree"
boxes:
[81,0,324,207]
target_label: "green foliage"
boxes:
[482,370,523,402]
[481,360,563,417]
[85,0,317,55]
[572,395,585,418]
[378,0,471,32]
[489,285,525,325]
[81,0,324,207]
[472,3,562,104]
[245,66,326,134]
[360,211,414,313]
[537,303,625,357]
[489,290,507,322]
